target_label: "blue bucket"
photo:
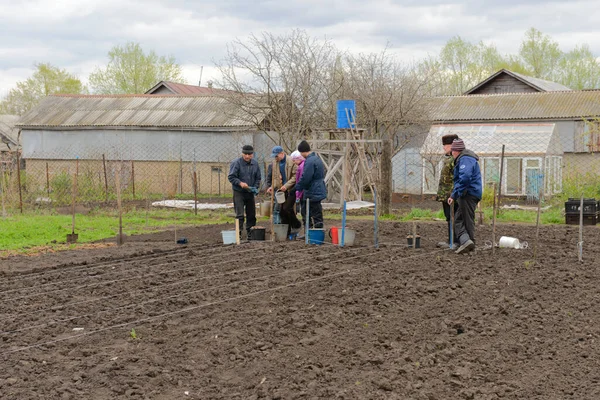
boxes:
[307,229,325,245]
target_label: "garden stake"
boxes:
[16,132,23,214]
[491,182,497,255]
[533,184,543,263]
[115,162,125,246]
[450,199,455,250]
[578,194,584,262]
[193,171,198,215]
[67,157,79,243]
[341,200,347,247]
[235,218,241,245]
[46,162,50,197]
[305,197,310,245]
[102,154,108,203]
[373,187,378,249]
[131,160,135,199]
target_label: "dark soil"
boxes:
[1,220,600,399]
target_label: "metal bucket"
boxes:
[338,228,356,246]
[273,224,289,241]
[260,201,271,217]
[275,191,286,204]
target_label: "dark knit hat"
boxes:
[450,139,465,152]
[442,134,459,145]
[298,140,310,153]
[242,145,254,154]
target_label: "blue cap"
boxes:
[271,146,284,157]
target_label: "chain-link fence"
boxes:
[391,123,600,220]
[3,123,600,222]
[1,139,280,213]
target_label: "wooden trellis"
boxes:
[312,129,382,207]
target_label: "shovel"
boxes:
[66,158,79,243]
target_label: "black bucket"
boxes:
[407,235,421,248]
[249,227,266,241]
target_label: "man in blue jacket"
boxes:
[228,145,262,238]
[295,140,327,229]
[447,139,482,254]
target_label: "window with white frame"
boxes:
[505,158,523,194]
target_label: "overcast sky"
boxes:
[2,0,600,97]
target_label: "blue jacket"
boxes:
[295,152,327,201]
[228,157,262,192]
[451,149,482,200]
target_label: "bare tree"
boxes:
[215,30,342,152]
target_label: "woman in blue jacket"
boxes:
[295,140,327,229]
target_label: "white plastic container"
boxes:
[499,236,522,249]
[221,230,237,245]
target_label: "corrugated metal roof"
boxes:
[464,69,572,94]
[17,95,268,129]
[429,90,600,121]
[0,114,19,151]
[422,124,563,156]
[509,71,572,92]
[145,80,230,95]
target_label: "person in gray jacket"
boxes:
[228,145,262,238]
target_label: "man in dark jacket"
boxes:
[436,134,459,249]
[295,140,327,229]
[228,145,262,238]
[448,139,482,254]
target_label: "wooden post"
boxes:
[179,157,183,195]
[380,139,393,216]
[497,145,506,214]
[491,182,498,256]
[16,148,23,214]
[193,171,198,215]
[115,163,123,246]
[578,194,584,262]
[235,218,241,245]
[102,154,109,202]
[72,158,79,225]
[46,162,50,198]
[131,160,135,199]
[534,184,543,263]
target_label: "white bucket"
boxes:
[498,236,526,249]
[221,230,237,245]
[275,190,286,204]
[338,228,356,246]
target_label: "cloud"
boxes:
[3,0,600,95]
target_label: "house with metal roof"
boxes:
[392,70,600,197]
[17,94,275,197]
[145,81,229,95]
[464,69,572,94]
[420,124,563,198]
[0,115,19,153]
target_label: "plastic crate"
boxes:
[565,198,599,215]
[565,214,597,225]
